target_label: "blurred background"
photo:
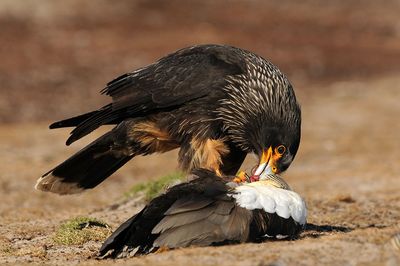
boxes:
[0,1,400,264]
[1,0,399,122]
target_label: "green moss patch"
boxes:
[53,217,111,245]
[125,172,185,201]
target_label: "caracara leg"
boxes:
[179,138,236,176]
[128,120,179,154]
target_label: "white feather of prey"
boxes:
[230,183,307,225]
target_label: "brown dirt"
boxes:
[1,1,400,265]
[1,76,399,265]
[1,0,400,123]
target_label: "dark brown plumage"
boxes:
[36,44,301,194]
[98,169,306,258]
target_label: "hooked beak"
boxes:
[251,147,279,181]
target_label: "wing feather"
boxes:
[164,197,214,215]
[153,199,251,248]
[63,45,245,144]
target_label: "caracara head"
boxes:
[251,118,301,180]
[218,56,301,177]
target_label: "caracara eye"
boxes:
[276,145,286,155]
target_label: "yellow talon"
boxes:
[215,169,222,176]
[155,246,170,254]
[233,171,248,183]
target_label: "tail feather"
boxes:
[35,130,133,195]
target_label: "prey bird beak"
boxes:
[251,147,279,181]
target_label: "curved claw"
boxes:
[233,171,249,183]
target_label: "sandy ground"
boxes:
[0,75,399,265]
[1,1,400,265]
[1,0,400,123]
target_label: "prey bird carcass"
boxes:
[98,169,307,258]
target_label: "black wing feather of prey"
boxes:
[65,45,246,145]
[98,169,242,258]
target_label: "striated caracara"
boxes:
[35,44,301,194]
[98,169,307,258]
